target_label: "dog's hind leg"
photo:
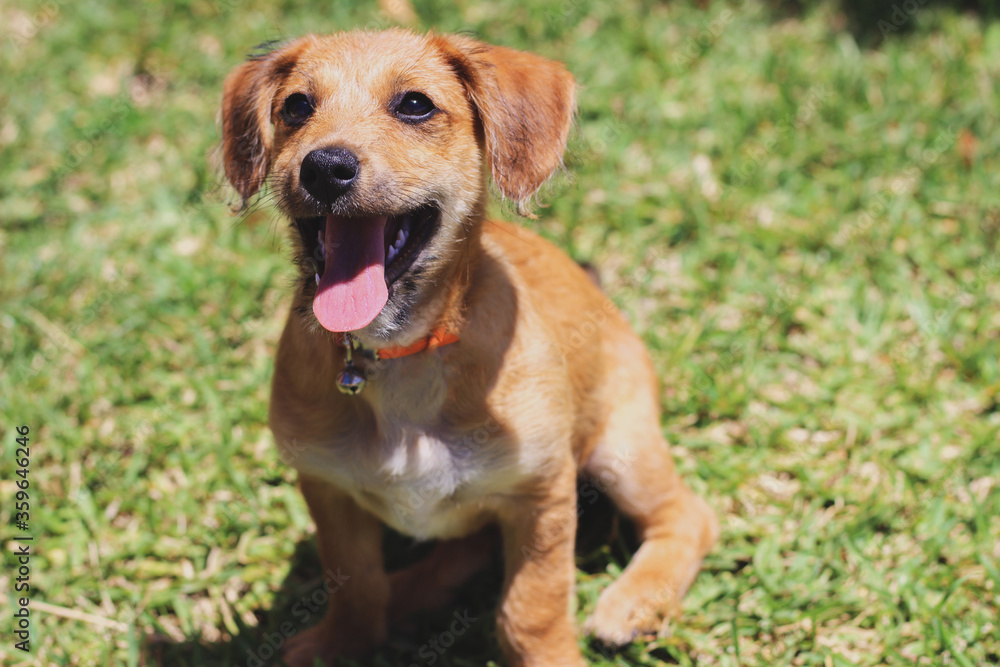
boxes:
[581,334,718,645]
[388,526,499,624]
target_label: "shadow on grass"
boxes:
[769,0,1000,46]
[147,529,500,667]
[147,485,642,667]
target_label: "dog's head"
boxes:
[220,29,575,339]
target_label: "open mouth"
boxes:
[294,204,439,331]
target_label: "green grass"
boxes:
[2,0,999,665]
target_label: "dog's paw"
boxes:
[280,618,386,666]
[583,577,679,646]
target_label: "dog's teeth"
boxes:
[387,246,397,263]
[396,229,406,246]
[315,273,320,285]
[317,230,325,253]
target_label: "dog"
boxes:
[219,29,718,667]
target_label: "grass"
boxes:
[1,0,999,665]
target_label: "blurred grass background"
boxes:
[1,0,999,665]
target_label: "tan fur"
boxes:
[220,29,717,666]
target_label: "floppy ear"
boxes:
[434,34,576,215]
[220,47,293,203]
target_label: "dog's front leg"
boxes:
[497,465,585,667]
[282,474,389,666]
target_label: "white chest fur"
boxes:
[287,422,509,540]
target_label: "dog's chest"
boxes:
[301,426,507,540]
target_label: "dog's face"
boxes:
[220,30,575,340]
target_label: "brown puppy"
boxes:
[220,29,717,667]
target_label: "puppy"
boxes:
[220,29,718,667]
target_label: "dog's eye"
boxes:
[395,92,436,121]
[282,93,314,124]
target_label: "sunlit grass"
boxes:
[1,0,998,665]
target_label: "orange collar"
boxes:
[335,327,459,360]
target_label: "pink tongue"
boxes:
[313,214,389,332]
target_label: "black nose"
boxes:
[299,148,360,204]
